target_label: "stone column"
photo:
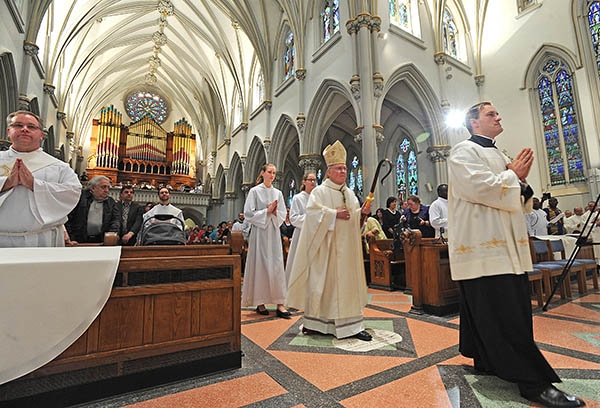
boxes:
[20,41,39,110]
[299,154,322,175]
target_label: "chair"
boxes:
[529,238,569,299]
[575,242,599,289]
[547,239,590,294]
[528,269,544,307]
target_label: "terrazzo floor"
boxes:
[78,278,600,408]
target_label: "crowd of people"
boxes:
[526,195,600,238]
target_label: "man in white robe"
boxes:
[287,140,372,341]
[0,111,81,247]
[428,183,448,238]
[563,206,584,234]
[448,102,584,407]
[525,197,550,236]
[143,187,184,227]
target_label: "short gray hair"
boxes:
[88,175,110,187]
[7,110,44,130]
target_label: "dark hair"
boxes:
[120,185,134,194]
[464,102,492,134]
[256,163,275,184]
[158,187,169,195]
[437,184,448,196]
[376,208,384,217]
[386,196,397,208]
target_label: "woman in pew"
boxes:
[242,164,291,319]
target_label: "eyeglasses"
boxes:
[304,178,317,182]
[329,166,347,172]
[9,123,41,131]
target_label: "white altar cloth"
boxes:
[0,246,121,385]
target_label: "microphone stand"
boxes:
[542,194,600,311]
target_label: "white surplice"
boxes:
[286,179,367,327]
[284,190,309,285]
[0,147,81,247]
[448,140,533,281]
[242,183,287,306]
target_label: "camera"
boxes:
[542,192,551,201]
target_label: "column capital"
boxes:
[43,83,55,95]
[426,145,451,162]
[23,41,39,56]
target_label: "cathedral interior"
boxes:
[1,1,600,407]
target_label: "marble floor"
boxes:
[79,279,600,408]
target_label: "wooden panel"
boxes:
[152,292,192,343]
[58,331,88,358]
[97,297,145,351]
[200,289,233,335]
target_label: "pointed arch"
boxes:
[213,164,226,199]
[524,44,589,193]
[245,136,267,184]
[270,114,298,169]
[0,52,18,135]
[304,79,357,154]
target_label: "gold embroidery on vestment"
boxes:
[454,244,475,254]
[0,164,11,177]
[480,238,507,249]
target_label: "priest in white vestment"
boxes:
[0,111,81,247]
[448,102,584,407]
[287,140,372,341]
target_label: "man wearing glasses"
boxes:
[448,102,585,407]
[0,110,81,247]
[287,140,373,341]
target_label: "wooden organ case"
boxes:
[86,105,196,189]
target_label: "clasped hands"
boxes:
[1,158,34,192]
[506,147,534,181]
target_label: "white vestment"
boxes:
[0,147,81,247]
[428,197,448,238]
[285,191,309,285]
[563,214,584,234]
[448,140,533,281]
[241,183,287,306]
[143,203,184,229]
[525,208,550,236]
[287,179,367,336]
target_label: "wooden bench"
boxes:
[0,245,242,407]
[369,239,406,291]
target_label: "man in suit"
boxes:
[116,185,144,245]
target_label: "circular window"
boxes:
[125,91,169,124]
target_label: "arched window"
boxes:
[442,8,458,59]
[284,30,295,80]
[232,91,243,129]
[125,90,169,124]
[588,1,600,78]
[390,0,410,32]
[316,168,323,184]
[321,0,340,43]
[537,58,586,186]
[252,70,264,110]
[348,155,363,197]
[396,137,418,200]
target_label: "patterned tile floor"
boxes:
[80,280,600,408]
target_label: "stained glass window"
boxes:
[317,168,323,184]
[348,155,363,197]
[233,92,243,128]
[390,0,411,32]
[321,0,340,43]
[284,30,295,80]
[442,8,458,59]
[588,1,600,77]
[396,137,418,200]
[537,58,585,186]
[125,91,169,124]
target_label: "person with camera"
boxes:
[400,195,435,238]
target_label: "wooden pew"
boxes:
[402,230,459,316]
[369,239,406,290]
[0,245,242,407]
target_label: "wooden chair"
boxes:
[575,242,599,289]
[529,238,569,299]
[528,268,544,307]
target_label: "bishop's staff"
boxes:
[361,158,393,224]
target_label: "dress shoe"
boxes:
[523,385,585,407]
[276,309,292,319]
[255,306,269,315]
[351,330,372,341]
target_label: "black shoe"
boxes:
[523,385,585,407]
[276,309,292,319]
[255,306,269,315]
[302,327,323,335]
[352,330,372,341]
